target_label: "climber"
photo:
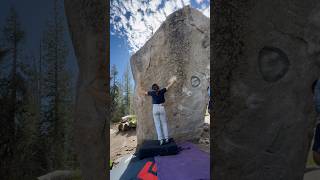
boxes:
[312,79,320,165]
[138,76,177,145]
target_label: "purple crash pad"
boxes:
[155,142,210,180]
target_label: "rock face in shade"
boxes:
[64,1,107,180]
[131,6,210,145]
[212,1,320,180]
[304,169,320,180]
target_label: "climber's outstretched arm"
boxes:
[165,76,177,90]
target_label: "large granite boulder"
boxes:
[212,0,320,179]
[64,1,108,180]
[131,6,210,145]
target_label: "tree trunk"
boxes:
[10,16,17,139]
[212,1,320,179]
[53,0,60,169]
[64,0,108,179]
[38,40,42,119]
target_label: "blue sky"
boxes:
[110,29,131,84]
[0,0,78,83]
[110,0,210,84]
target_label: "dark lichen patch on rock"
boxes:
[258,47,290,82]
[191,75,201,87]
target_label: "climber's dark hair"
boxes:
[152,84,159,91]
[312,80,318,94]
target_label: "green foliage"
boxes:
[110,64,135,123]
[0,6,34,179]
[0,49,8,61]
[39,0,76,172]
[128,115,137,127]
[306,146,317,167]
[3,7,25,46]
[0,2,79,178]
[110,160,114,169]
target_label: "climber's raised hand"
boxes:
[166,76,177,90]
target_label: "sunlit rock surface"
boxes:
[131,6,210,144]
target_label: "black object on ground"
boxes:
[136,138,178,159]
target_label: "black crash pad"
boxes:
[137,139,178,159]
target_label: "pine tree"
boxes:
[110,64,120,122]
[0,49,8,60]
[42,0,71,171]
[109,64,134,122]
[123,65,132,115]
[3,6,25,148]
[0,7,27,178]
[111,64,119,103]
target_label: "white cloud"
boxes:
[196,0,205,4]
[201,6,210,17]
[111,0,210,54]
[149,0,162,10]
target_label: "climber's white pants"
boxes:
[152,104,169,140]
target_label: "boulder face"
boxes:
[64,1,107,180]
[131,6,210,144]
[212,0,320,180]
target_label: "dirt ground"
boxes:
[110,124,137,165]
[110,113,210,166]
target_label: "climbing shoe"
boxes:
[160,139,165,146]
